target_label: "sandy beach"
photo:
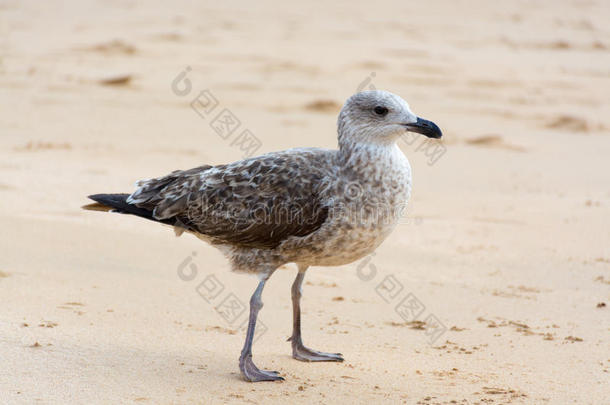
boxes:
[1,0,609,403]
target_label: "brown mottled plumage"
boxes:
[127,151,331,250]
[85,90,442,382]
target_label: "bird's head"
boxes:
[337,90,442,148]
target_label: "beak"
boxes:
[404,117,442,139]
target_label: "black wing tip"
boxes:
[88,193,130,201]
[85,193,171,225]
[86,193,131,212]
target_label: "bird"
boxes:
[83,90,442,382]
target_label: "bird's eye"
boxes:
[374,106,388,116]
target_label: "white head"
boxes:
[337,90,441,148]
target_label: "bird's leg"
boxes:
[239,272,283,382]
[289,267,344,362]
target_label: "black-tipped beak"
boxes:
[404,117,442,139]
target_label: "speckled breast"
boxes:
[285,148,413,267]
[317,183,411,265]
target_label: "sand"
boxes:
[1,0,609,403]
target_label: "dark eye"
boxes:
[374,106,388,116]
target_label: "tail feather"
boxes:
[82,202,114,212]
[84,193,197,237]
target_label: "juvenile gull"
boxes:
[84,90,442,382]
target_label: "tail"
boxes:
[83,193,197,237]
[83,193,160,222]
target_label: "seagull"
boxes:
[83,90,442,382]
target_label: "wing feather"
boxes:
[128,149,334,249]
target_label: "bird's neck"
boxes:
[338,140,409,179]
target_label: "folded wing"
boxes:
[127,150,332,249]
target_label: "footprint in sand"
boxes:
[14,141,72,152]
[304,99,341,113]
[546,115,596,133]
[464,135,525,151]
[80,39,137,55]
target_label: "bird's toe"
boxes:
[292,344,345,362]
[240,356,285,382]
